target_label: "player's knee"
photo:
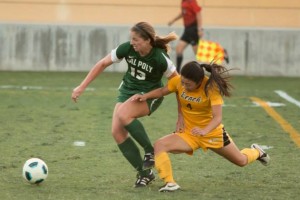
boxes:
[176,48,184,54]
[154,138,171,154]
[117,112,128,124]
[115,107,132,125]
[234,158,248,167]
[111,128,128,143]
[154,139,165,152]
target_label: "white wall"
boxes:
[1,23,300,77]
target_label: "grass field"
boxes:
[0,71,300,200]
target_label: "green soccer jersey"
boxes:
[111,41,176,95]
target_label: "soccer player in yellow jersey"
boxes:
[131,61,270,192]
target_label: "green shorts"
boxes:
[117,93,164,115]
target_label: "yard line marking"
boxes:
[275,90,300,108]
[251,97,300,148]
[249,102,285,107]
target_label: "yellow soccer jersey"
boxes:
[168,75,224,136]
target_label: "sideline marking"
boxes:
[0,85,95,91]
[275,90,300,108]
[251,97,300,148]
[0,85,117,91]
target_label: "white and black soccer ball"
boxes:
[22,158,48,184]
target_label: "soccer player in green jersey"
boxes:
[72,22,178,187]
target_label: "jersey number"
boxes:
[186,103,192,110]
[130,67,146,80]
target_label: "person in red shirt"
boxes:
[168,0,203,73]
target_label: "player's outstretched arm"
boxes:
[72,54,113,102]
[131,86,171,102]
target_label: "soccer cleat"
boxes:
[251,143,270,166]
[142,152,155,170]
[159,182,181,192]
[134,170,155,188]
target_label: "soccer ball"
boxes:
[22,158,48,184]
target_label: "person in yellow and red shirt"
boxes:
[168,0,203,72]
[131,61,270,192]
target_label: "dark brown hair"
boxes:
[180,61,233,97]
[131,22,178,53]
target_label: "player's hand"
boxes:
[176,112,184,132]
[191,127,207,136]
[131,94,147,102]
[72,86,84,103]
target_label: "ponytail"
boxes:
[201,63,233,97]
[181,61,233,97]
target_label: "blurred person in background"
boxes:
[72,22,178,188]
[168,0,203,73]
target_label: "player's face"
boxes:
[181,76,201,92]
[130,31,151,53]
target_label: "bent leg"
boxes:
[125,119,154,153]
[118,99,154,153]
[118,137,151,176]
[117,99,150,125]
[210,140,259,167]
[112,103,128,144]
[112,103,150,176]
[154,134,193,183]
[192,44,198,55]
[176,40,189,72]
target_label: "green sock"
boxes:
[118,137,150,176]
[125,119,154,154]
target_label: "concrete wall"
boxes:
[1,1,300,76]
[1,23,300,77]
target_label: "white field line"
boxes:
[251,102,285,107]
[275,90,300,108]
[0,85,97,91]
[223,102,285,107]
[73,141,86,147]
[0,85,118,91]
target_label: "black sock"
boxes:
[176,54,183,73]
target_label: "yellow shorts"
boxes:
[176,127,232,155]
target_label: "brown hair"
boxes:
[180,61,233,97]
[131,22,178,53]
